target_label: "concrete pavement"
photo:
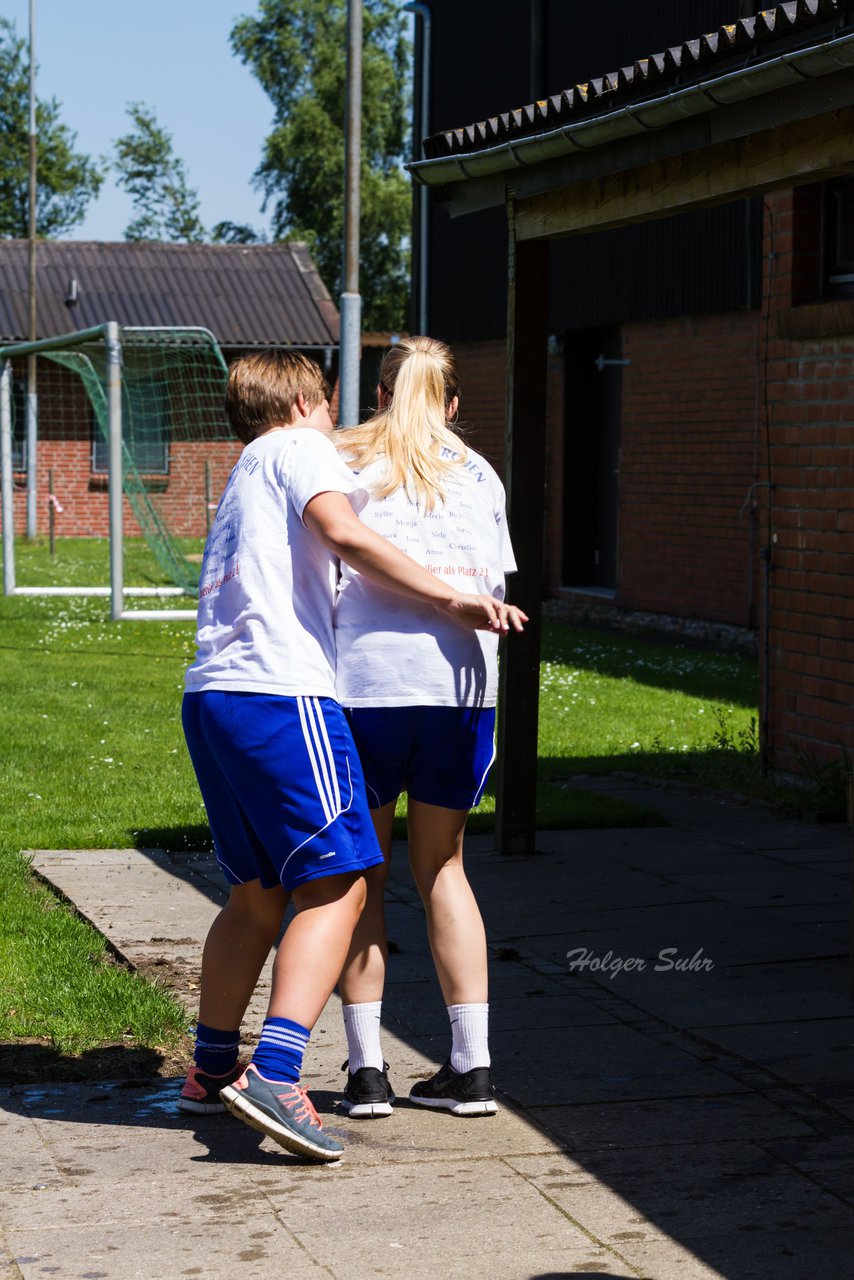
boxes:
[2,777,853,1279]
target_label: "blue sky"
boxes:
[4,1,276,240]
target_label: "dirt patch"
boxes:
[134,952,199,1000]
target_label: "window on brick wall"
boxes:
[824,177,854,299]
[92,381,170,475]
[11,378,27,471]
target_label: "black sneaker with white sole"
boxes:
[408,1061,497,1116]
[340,1060,395,1118]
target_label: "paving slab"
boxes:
[521,1090,814,1153]
[565,955,852,1028]
[259,1158,634,1280]
[508,1141,854,1280]
[662,864,848,908]
[1,1189,327,1280]
[760,1131,854,1201]
[693,1016,854,1086]
[486,1022,750,1107]
[8,779,854,1280]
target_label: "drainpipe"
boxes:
[405,2,431,336]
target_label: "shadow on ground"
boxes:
[11,779,854,1279]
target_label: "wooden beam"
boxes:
[495,217,549,855]
[515,106,854,241]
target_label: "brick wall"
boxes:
[760,186,854,775]
[453,338,565,593]
[1,355,340,544]
[618,310,762,627]
[6,445,242,542]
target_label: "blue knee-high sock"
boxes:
[251,1017,310,1084]
[193,1022,240,1075]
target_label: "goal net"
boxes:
[1,324,237,618]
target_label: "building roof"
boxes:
[413,0,854,185]
[0,240,339,348]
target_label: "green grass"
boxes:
[11,533,204,588]
[2,854,186,1057]
[0,537,772,1063]
[537,621,761,788]
[1,541,201,1064]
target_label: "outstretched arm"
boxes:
[304,490,526,633]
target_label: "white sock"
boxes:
[342,1001,384,1072]
[448,1003,490,1073]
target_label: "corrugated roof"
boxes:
[423,0,854,162]
[0,240,339,347]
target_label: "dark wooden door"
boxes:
[562,326,622,590]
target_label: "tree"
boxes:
[114,103,206,243]
[0,18,103,238]
[231,0,411,332]
[211,220,266,245]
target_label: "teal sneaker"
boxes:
[220,1063,343,1162]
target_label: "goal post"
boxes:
[0,322,233,622]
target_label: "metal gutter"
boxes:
[407,30,854,186]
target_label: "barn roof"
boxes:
[0,240,339,349]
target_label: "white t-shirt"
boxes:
[334,445,516,708]
[185,427,367,698]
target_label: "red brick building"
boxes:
[409,0,854,837]
[0,240,339,542]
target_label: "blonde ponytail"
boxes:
[337,336,466,512]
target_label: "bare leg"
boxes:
[338,801,396,1005]
[198,879,288,1031]
[407,799,488,1006]
[267,870,367,1029]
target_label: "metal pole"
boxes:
[1,362,15,595]
[48,466,55,555]
[26,0,38,540]
[105,322,123,621]
[339,0,362,427]
[405,2,431,335]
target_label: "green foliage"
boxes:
[231,0,411,331]
[211,219,266,244]
[113,103,206,243]
[0,18,103,238]
[792,742,851,819]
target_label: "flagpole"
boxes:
[26,0,38,540]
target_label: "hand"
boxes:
[443,593,529,633]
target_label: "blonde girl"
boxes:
[334,336,525,1117]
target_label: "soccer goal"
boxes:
[0,323,235,621]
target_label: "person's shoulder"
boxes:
[462,446,504,491]
[280,427,338,462]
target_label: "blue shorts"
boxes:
[182,692,383,891]
[344,706,497,811]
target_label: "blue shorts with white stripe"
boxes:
[182,691,383,891]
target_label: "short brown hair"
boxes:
[225,349,330,444]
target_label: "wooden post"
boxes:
[495,208,550,855]
[849,770,854,1004]
[204,458,213,535]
